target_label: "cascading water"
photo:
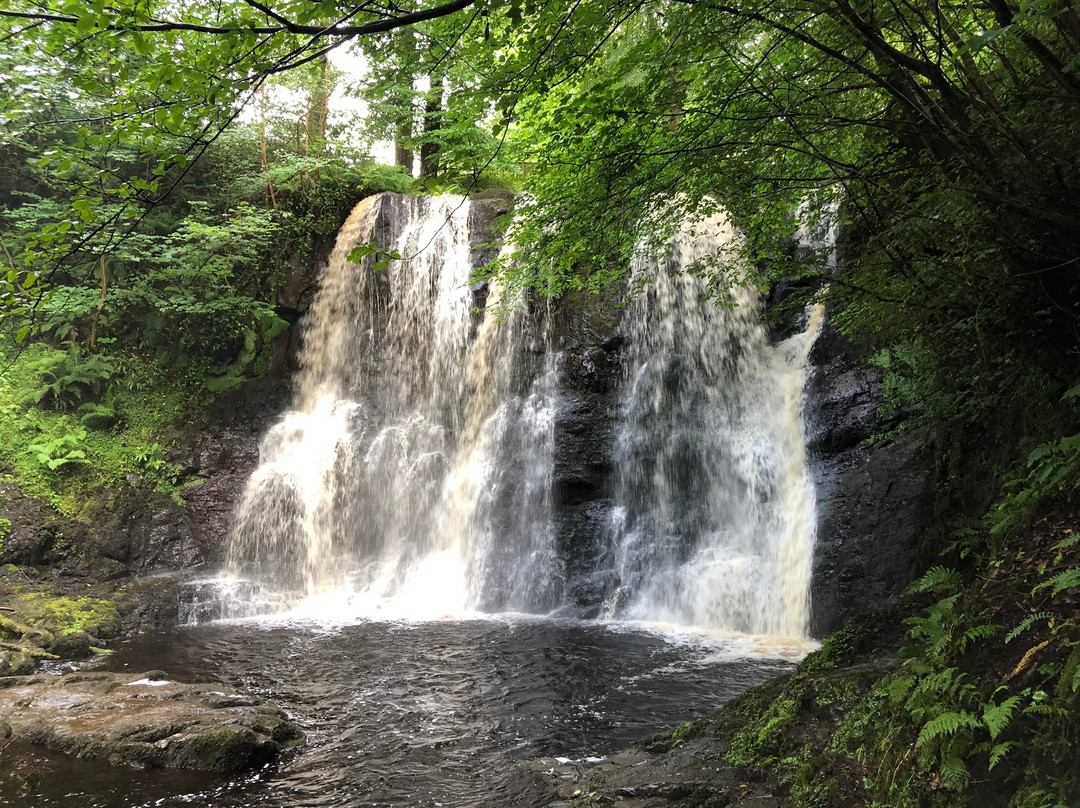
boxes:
[223,194,564,617]
[603,214,822,638]
[215,194,820,638]
[74,196,830,808]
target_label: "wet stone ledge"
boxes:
[0,670,303,772]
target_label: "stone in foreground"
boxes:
[0,671,303,772]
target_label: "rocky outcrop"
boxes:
[519,747,776,807]
[549,288,628,615]
[0,671,303,772]
[804,320,935,636]
[172,377,290,566]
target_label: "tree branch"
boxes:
[0,0,476,38]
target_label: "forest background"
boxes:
[2,0,1080,805]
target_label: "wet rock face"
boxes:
[804,324,890,455]
[549,287,628,613]
[804,320,935,636]
[172,378,291,567]
[0,671,303,772]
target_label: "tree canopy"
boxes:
[3,0,1080,432]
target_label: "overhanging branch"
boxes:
[0,0,476,38]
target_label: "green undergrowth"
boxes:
[724,514,1080,808]
[0,341,209,516]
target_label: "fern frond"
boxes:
[958,622,998,652]
[983,695,1022,740]
[887,675,914,704]
[1034,567,1080,597]
[916,710,980,748]
[939,755,970,788]
[1027,442,1056,467]
[1023,703,1069,718]
[988,741,1017,770]
[1005,612,1054,643]
[907,565,961,595]
[1052,532,1080,551]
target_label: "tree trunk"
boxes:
[305,53,332,158]
[395,115,414,176]
[420,74,443,179]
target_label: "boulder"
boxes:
[48,630,94,660]
[0,671,304,772]
[0,650,36,677]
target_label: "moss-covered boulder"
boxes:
[48,629,93,659]
[0,670,304,772]
[0,650,35,677]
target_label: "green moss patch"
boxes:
[16,592,121,637]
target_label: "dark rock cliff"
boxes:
[549,287,628,615]
[803,321,935,636]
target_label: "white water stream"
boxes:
[604,214,822,637]
[217,194,821,639]
[225,194,562,618]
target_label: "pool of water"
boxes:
[0,616,797,807]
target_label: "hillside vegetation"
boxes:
[1,0,1080,804]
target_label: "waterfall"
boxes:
[224,194,564,617]
[603,213,821,637]
[216,194,820,638]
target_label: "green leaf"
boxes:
[982,694,1022,740]
[1034,568,1080,597]
[1005,612,1053,643]
[988,741,1016,770]
[906,565,961,595]
[967,25,1012,52]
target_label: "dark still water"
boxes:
[1,617,798,807]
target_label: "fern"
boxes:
[887,674,914,704]
[26,428,90,471]
[983,694,1023,740]
[1034,568,1080,597]
[939,755,970,788]
[958,622,999,652]
[1051,532,1080,552]
[906,565,961,595]
[916,710,981,748]
[78,400,116,427]
[1023,703,1069,718]
[1005,612,1054,643]
[988,741,1017,770]
[1027,441,1056,467]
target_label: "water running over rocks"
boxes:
[217,193,821,637]
[225,194,562,617]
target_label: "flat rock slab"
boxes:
[522,743,781,807]
[0,671,303,772]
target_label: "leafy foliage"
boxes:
[27,429,89,471]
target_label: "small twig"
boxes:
[1003,640,1050,682]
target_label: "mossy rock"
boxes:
[49,630,94,659]
[0,650,36,676]
[21,628,54,649]
[165,726,276,772]
[0,614,33,641]
[16,593,120,637]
